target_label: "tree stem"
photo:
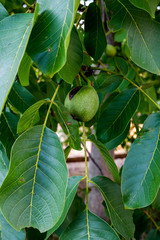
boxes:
[82,122,90,240]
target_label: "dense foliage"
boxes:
[0,0,160,239]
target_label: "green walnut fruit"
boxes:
[106,44,117,57]
[64,86,99,122]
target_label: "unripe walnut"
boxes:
[64,86,99,122]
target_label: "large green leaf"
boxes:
[106,0,160,74]
[59,211,120,240]
[0,211,25,240]
[0,125,68,232]
[46,176,83,240]
[129,0,159,18]
[96,87,139,143]
[84,2,107,61]
[122,112,160,209]
[0,112,19,158]
[27,0,80,77]
[88,135,120,184]
[17,99,50,134]
[53,101,81,150]
[8,82,36,114]
[0,3,8,21]
[59,26,83,84]
[18,53,32,86]
[92,176,135,239]
[0,13,35,115]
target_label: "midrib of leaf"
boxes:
[102,89,138,136]
[51,0,70,73]
[117,0,159,73]
[128,128,160,206]
[29,125,45,224]
[92,181,131,234]
[29,85,60,224]
[3,17,33,105]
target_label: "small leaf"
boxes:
[122,112,160,209]
[0,13,35,115]
[88,135,120,184]
[59,211,120,240]
[96,87,139,143]
[0,3,8,21]
[45,176,83,240]
[53,102,81,150]
[0,112,19,158]
[0,125,68,232]
[8,82,36,114]
[84,2,107,61]
[18,53,32,86]
[59,26,83,84]
[106,0,160,74]
[129,0,159,18]
[17,99,50,134]
[27,0,80,76]
[0,211,25,240]
[92,176,135,239]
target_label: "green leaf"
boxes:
[105,122,130,150]
[0,112,19,158]
[122,112,160,209]
[45,176,83,240]
[96,87,139,143]
[53,102,81,151]
[59,26,83,84]
[0,125,68,232]
[91,176,135,239]
[106,0,160,75]
[17,99,50,134]
[18,53,32,86]
[27,0,80,77]
[8,82,36,114]
[152,189,160,211]
[96,74,123,94]
[0,211,25,240]
[88,135,120,184]
[59,211,120,240]
[0,3,8,21]
[129,0,159,18]
[84,2,107,61]
[0,143,9,187]
[0,13,35,115]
